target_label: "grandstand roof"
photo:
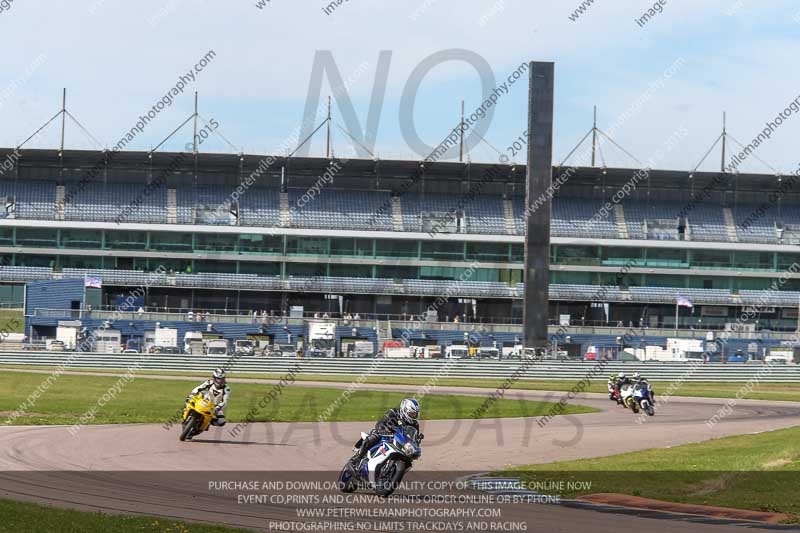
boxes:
[0,147,786,194]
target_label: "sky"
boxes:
[0,0,798,173]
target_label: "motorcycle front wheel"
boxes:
[643,401,655,416]
[338,463,357,493]
[374,458,407,497]
[179,413,198,441]
[629,400,640,414]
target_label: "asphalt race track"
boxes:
[1,383,799,532]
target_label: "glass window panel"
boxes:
[287,237,329,256]
[15,228,57,248]
[105,230,147,250]
[60,229,101,249]
[466,242,508,262]
[0,228,12,246]
[195,260,237,273]
[420,241,464,261]
[330,264,372,277]
[149,231,192,252]
[239,261,280,276]
[238,234,282,254]
[375,239,417,259]
[196,233,237,253]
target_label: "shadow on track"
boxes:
[189,438,296,446]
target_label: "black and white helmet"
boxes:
[399,398,420,424]
[616,372,626,380]
[212,368,226,388]
[633,372,641,381]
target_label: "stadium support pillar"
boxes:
[522,61,554,353]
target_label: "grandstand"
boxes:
[1,147,799,357]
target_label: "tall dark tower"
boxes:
[522,61,554,353]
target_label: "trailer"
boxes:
[307,321,336,357]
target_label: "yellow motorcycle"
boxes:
[180,392,217,441]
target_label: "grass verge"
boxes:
[3,363,800,402]
[1,371,596,426]
[498,425,800,522]
[0,498,253,532]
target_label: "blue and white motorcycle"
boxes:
[338,425,423,497]
[633,380,655,416]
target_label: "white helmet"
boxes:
[633,372,641,380]
[617,372,626,379]
[212,368,226,388]
[399,398,420,424]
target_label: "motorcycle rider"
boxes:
[632,372,655,398]
[614,372,632,402]
[350,398,423,467]
[186,368,230,434]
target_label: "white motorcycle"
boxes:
[619,384,639,413]
[338,425,423,497]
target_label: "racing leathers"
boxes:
[351,408,422,465]
[188,379,230,427]
[614,376,633,401]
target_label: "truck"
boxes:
[384,346,414,358]
[206,339,232,356]
[344,340,374,358]
[56,322,81,351]
[184,331,205,355]
[269,343,297,357]
[445,345,469,359]
[154,327,179,350]
[502,342,523,359]
[477,346,500,359]
[93,329,121,353]
[418,345,442,358]
[307,321,336,357]
[234,339,256,356]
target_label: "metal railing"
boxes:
[0,352,798,382]
[28,308,800,341]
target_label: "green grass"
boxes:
[498,425,800,521]
[1,371,595,426]
[4,364,800,402]
[0,309,23,334]
[0,498,253,532]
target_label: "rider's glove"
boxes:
[419,433,424,441]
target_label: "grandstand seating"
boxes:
[66,182,167,223]
[176,185,230,225]
[688,205,730,242]
[0,180,56,220]
[551,198,620,239]
[4,178,800,245]
[288,189,392,231]
[398,192,506,234]
[239,188,281,227]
